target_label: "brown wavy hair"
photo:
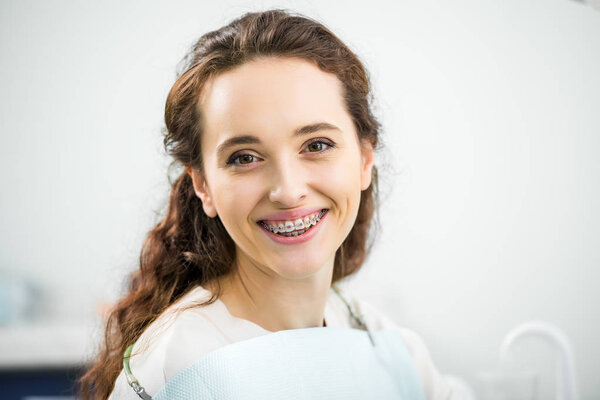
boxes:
[77,8,383,399]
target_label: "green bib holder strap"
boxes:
[123,343,152,400]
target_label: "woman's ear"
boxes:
[360,140,375,191]
[185,166,218,218]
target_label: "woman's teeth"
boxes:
[260,209,327,237]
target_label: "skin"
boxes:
[185,56,374,332]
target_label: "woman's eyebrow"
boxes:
[215,122,341,158]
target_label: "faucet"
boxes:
[499,320,579,400]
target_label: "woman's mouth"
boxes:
[258,209,328,238]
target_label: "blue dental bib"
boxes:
[126,326,426,400]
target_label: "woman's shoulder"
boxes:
[328,285,408,332]
[329,286,455,400]
[109,285,235,399]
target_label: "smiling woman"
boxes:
[185,57,374,294]
[78,8,454,400]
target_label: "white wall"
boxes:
[1,0,598,398]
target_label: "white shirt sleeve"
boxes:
[350,297,456,400]
[161,310,231,381]
[108,309,231,399]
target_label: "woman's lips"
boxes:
[259,209,327,231]
[257,209,328,245]
[257,206,325,223]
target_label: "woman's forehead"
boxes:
[197,57,351,147]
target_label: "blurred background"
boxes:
[1,0,598,399]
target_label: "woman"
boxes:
[78,8,454,400]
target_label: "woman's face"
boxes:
[187,57,374,280]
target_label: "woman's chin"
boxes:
[269,259,329,279]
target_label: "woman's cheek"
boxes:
[213,172,265,220]
[318,152,362,190]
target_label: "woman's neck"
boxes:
[212,256,334,332]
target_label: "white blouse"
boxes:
[109,285,454,400]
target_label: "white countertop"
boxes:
[0,320,100,369]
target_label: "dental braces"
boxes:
[260,209,327,235]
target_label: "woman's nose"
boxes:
[268,160,308,207]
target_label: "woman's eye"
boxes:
[226,140,334,167]
[237,154,255,164]
[227,153,259,166]
[304,140,334,153]
[307,142,324,152]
